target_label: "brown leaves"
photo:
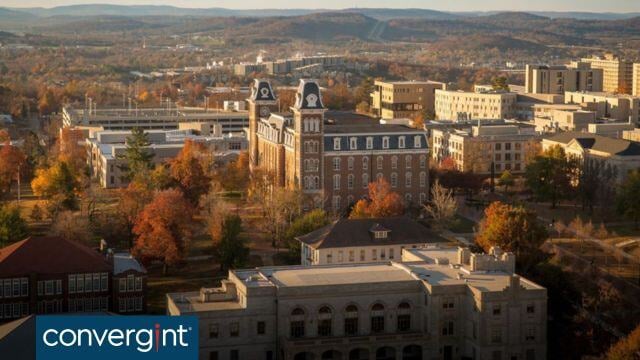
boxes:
[349,177,404,219]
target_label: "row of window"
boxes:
[332,155,425,171]
[69,297,109,312]
[289,302,412,338]
[0,302,28,319]
[332,135,423,151]
[0,278,28,298]
[325,247,399,263]
[208,320,266,339]
[118,296,144,312]
[38,280,63,296]
[68,273,109,294]
[118,275,143,293]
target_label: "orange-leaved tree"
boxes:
[132,189,195,274]
[475,201,548,263]
[350,177,404,218]
[170,140,211,204]
[0,139,26,198]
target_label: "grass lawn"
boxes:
[448,214,477,234]
[146,260,224,314]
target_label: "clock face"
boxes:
[259,106,270,117]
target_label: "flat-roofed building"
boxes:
[167,245,547,360]
[86,129,247,188]
[525,63,602,94]
[434,89,517,121]
[633,63,640,97]
[296,217,450,266]
[370,80,446,120]
[62,106,249,134]
[431,124,538,174]
[581,54,634,94]
[564,91,640,125]
[587,122,635,138]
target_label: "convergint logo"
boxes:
[36,316,198,360]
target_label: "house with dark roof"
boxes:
[0,236,146,322]
[296,217,451,265]
[543,131,640,180]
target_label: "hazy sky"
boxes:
[4,0,640,12]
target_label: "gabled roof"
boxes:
[296,217,449,249]
[546,131,640,156]
[0,237,111,277]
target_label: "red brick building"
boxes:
[0,236,146,321]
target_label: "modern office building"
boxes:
[0,236,147,322]
[234,55,344,76]
[431,124,538,174]
[434,89,517,122]
[167,246,547,360]
[581,54,634,94]
[248,79,430,212]
[564,91,640,125]
[525,62,602,94]
[370,80,446,120]
[296,217,450,266]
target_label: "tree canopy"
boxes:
[350,177,404,218]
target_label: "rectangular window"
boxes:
[333,138,341,150]
[77,276,84,293]
[349,251,354,262]
[389,248,395,259]
[525,327,536,341]
[84,274,91,293]
[527,304,535,314]
[382,137,390,149]
[372,249,378,260]
[13,279,19,297]
[119,278,126,292]
[230,322,239,337]
[209,324,219,338]
[56,280,62,295]
[257,321,266,335]
[209,351,218,360]
[360,250,365,261]
[230,350,239,360]
[366,137,373,149]
[4,280,11,298]
[493,305,501,316]
[20,278,28,297]
[491,328,502,343]
[398,136,406,148]
[69,275,76,294]
[135,277,142,291]
[45,281,54,295]
[101,273,108,292]
[127,275,134,292]
[350,137,358,150]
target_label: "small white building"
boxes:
[296,217,450,266]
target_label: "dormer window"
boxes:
[398,136,406,149]
[382,137,390,149]
[370,224,391,239]
[350,137,358,150]
[366,137,374,149]
[374,231,389,239]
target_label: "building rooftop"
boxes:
[297,217,449,250]
[0,237,111,277]
[545,131,640,156]
[113,253,147,275]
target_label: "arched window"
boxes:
[333,174,341,190]
[344,305,358,335]
[419,155,427,169]
[348,174,354,189]
[290,308,305,338]
[390,173,398,188]
[391,156,398,169]
[318,306,332,337]
[405,155,412,169]
[397,302,411,332]
[333,157,341,171]
[405,172,412,187]
[377,156,383,170]
[371,303,385,333]
[362,156,369,170]
[348,157,354,170]
[419,172,427,187]
[362,173,369,189]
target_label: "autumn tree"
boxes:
[578,158,617,214]
[57,127,87,175]
[117,181,153,248]
[475,201,548,267]
[424,180,457,229]
[616,170,640,227]
[498,170,515,193]
[117,127,154,183]
[200,190,233,244]
[212,214,248,271]
[170,140,211,203]
[31,161,79,212]
[132,189,195,274]
[51,210,91,243]
[350,177,404,218]
[0,204,28,246]
[217,152,250,192]
[525,145,576,208]
[605,323,640,359]
[0,141,26,198]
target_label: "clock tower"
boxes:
[247,79,278,168]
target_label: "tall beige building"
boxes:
[581,54,634,94]
[564,91,640,125]
[167,246,547,360]
[370,80,446,120]
[434,89,517,121]
[525,63,602,94]
[431,124,539,174]
[633,63,640,97]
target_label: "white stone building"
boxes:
[167,246,547,360]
